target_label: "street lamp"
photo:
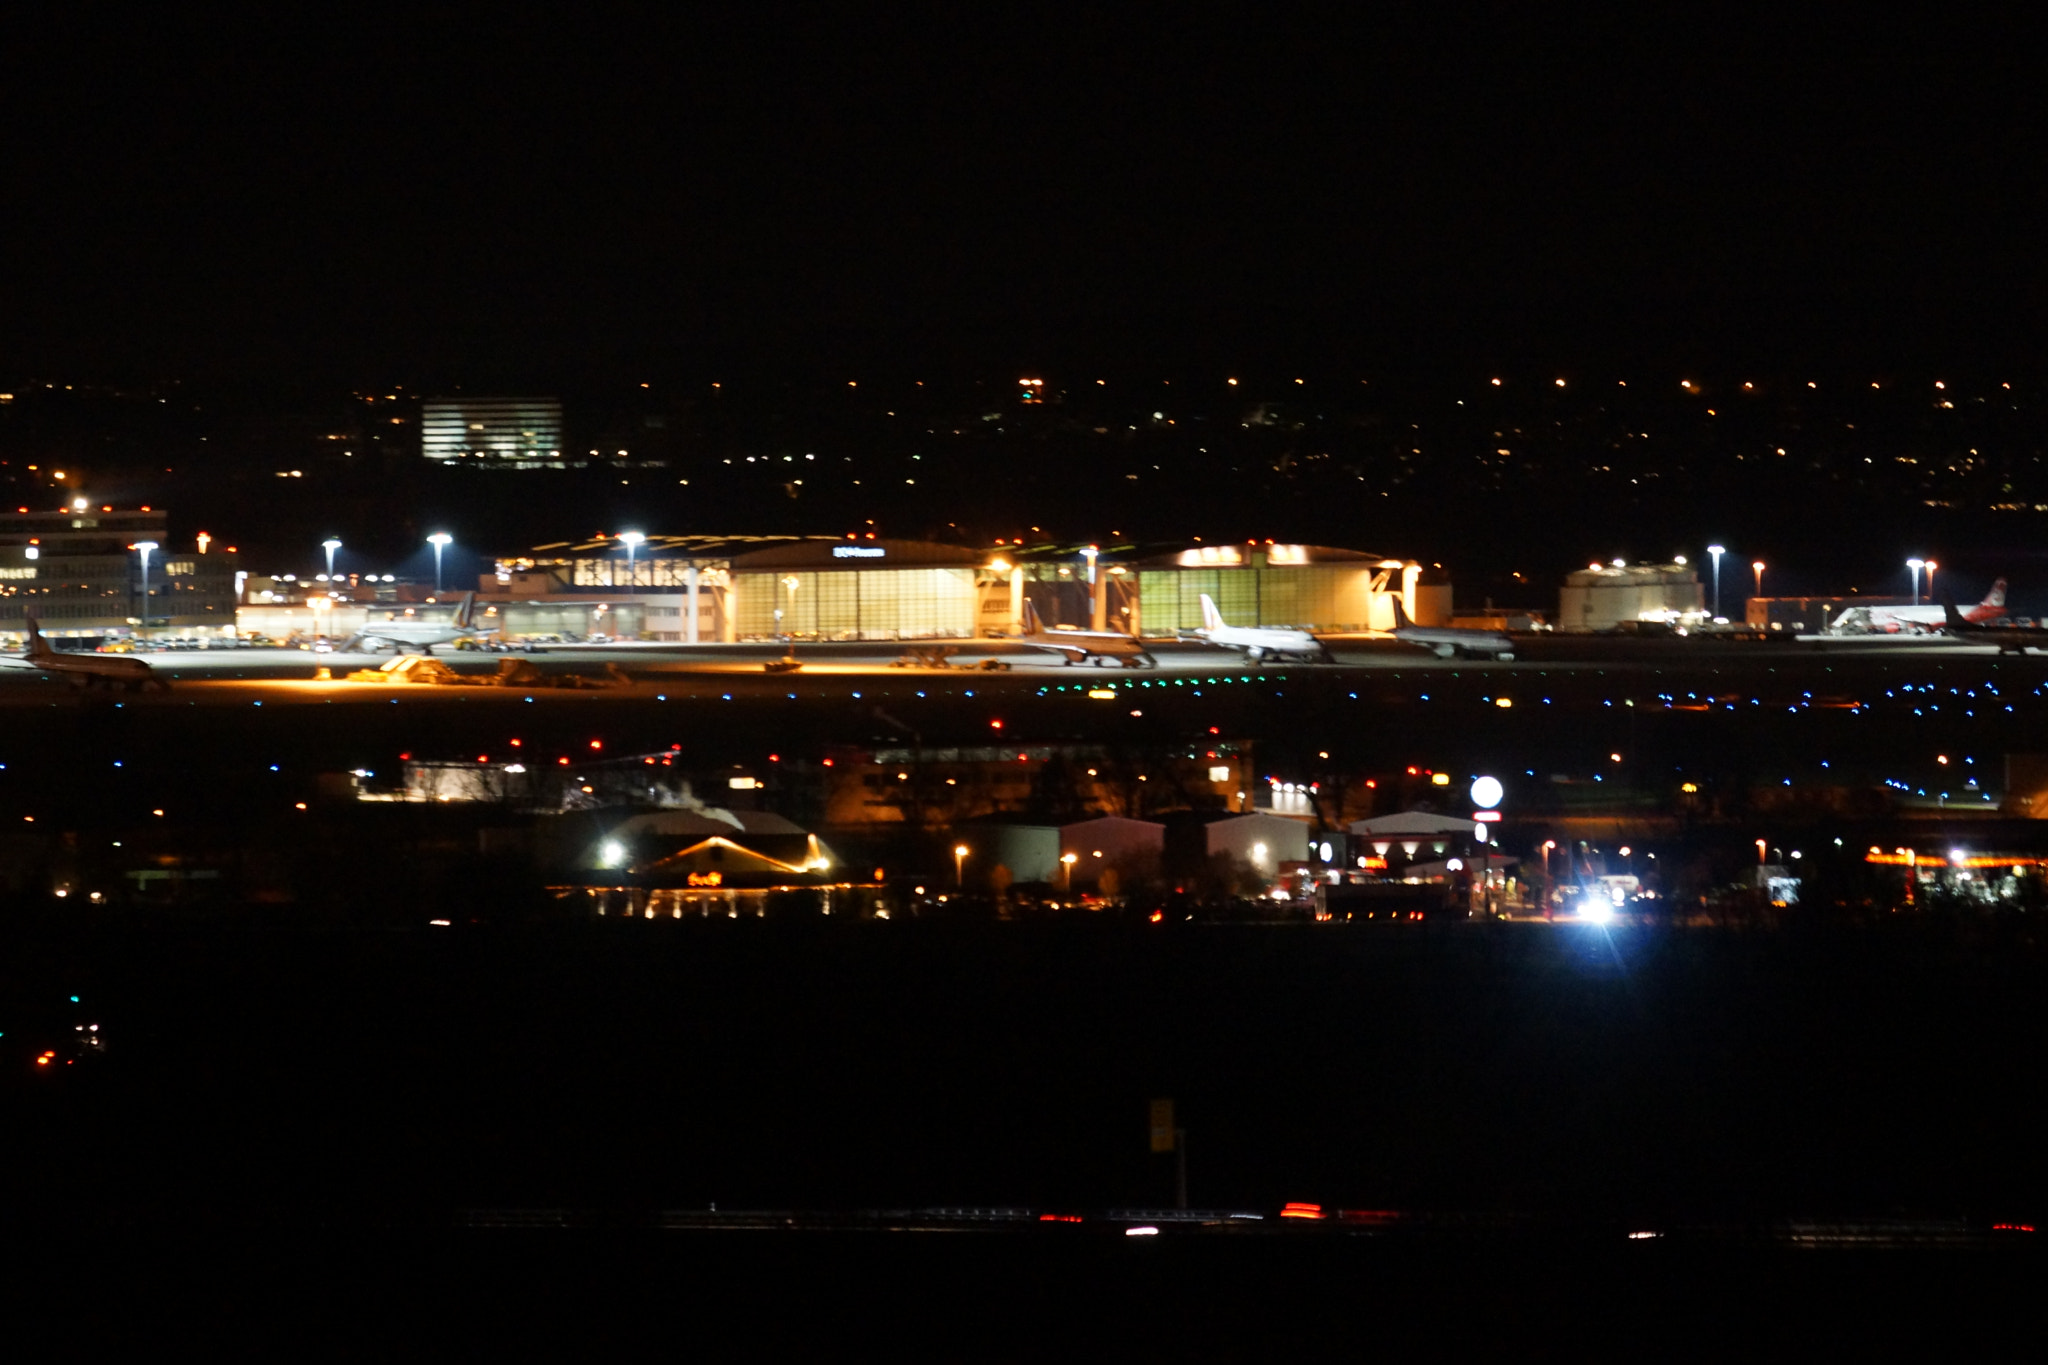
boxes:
[954,843,970,887]
[1060,851,1078,891]
[1907,557,1924,607]
[1706,545,1725,618]
[428,533,452,592]
[618,531,644,591]
[1924,559,1937,606]
[322,538,342,582]
[134,540,158,635]
[1751,559,1765,600]
[782,575,801,640]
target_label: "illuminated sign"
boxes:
[686,871,724,887]
[832,546,885,559]
[1358,855,1389,870]
[1469,775,1504,809]
[1472,810,1502,822]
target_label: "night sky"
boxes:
[5,9,2044,381]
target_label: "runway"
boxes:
[0,631,2017,710]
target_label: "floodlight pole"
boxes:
[428,533,452,592]
[135,540,159,635]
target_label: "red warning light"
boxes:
[589,740,602,750]
[1148,910,1164,923]
[1279,1202,1326,1220]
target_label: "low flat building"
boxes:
[496,535,1458,642]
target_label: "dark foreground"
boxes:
[6,916,2043,1345]
[6,916,2043,1229]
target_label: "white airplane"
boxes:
[894,601,1156,669]
[343,592,483,653]
[1,614,164,692]
[1015,600,1156,667]
[1832,579,2006,635]
[1389,595,1516,660]
[1194,593,1333,663]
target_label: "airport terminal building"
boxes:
[490,536,1450,642]
[0,507,239,641]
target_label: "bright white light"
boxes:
[1317,841,1332,862]
[599,839,625,868]
[1581,898,1614,923]
[1473,822,1489,843]
[1469,775,1504,809]
[1445,857,1465,872]
[1251,842,1268,863]
[1125,1226,1159,1237]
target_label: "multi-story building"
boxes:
[0,507,238,639]
[420,396,565,468]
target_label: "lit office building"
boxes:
[420,397,565,468]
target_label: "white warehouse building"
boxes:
[1558,562,1704,632]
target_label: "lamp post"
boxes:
[1060,851,1078,892]
[1907,557,1924,607]
[1924,559,1937,606]
[954,843,969,888]
[134,540,158,635]
[618,531,644,591]
[1751,559,1765,601]
[428,533,452,592]
[322,538,342,582]
[1707,544,1725,618]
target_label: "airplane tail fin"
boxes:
[1199,594,1224,632]
[1943,596,1969,630]
[23,612,51,659]
[1389,593,1414,629]
[456,592,478,628]
[1022,598,1043,635]
[1984,578,2008,609]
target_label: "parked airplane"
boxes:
[0,614,163,691]
[1193,594,1334,663]
[1014,600,1156,667]
[893,601,1156,669]
[1942,593,2048,653]
[1833,580,2006,634]
[1389,595,1516,660]
[342,592,483,653]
